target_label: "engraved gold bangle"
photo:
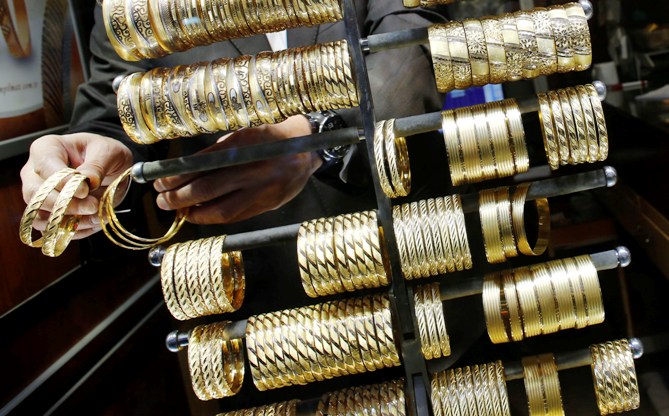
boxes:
[512,183,550,256]
[374,120,395,197]
[102,0,143,61]
[415,284,433,360]
[566,87,588,164]
[501,270,524,341]
[40,173,86,257]
[463,19,490,86]
[409,201,430,278]
[428,24,455,92]
[533,261,561,334]
[451,194,472,270]
[558,89,581,164]
[522,353,565,416]
[172,241,197,319]
[126,0,163,59]
[338,40,358,107]
[400,203,420,279]
[515,10,541,79]
[565,3,592,71]
[500,14,523,81]
[486,101,516,177]
[548,90,570,166]
[313,218,337,294]
[575,84,600,163]
[548,5,575,73]
[429,282,451,357]
[483,272,508,343]
[185,239,207,317]
[160,243,188,320]
[117,73,161,144]
[514,266,542,337]
[444,22,472,90]
[442,109,466,186]
[502,98,530,174]
[480,188,505,264]
[590,340,640,415]
[541,260,574,332]
[531,8,558,76]
[188,325,211,400]
[585,84,609,161]
[495,187,518,259]
[470,104,497,180]
[385,119,411,197]
[418,199,438,276]
[455,106,483,184]
[562,257,589,329]
[342,213,366,290]
[297,220,318,297]
[574,254,605,325]
[434,197,456,273]
[481,18,508,84]
[538,92,560,170]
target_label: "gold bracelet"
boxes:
[514,10,541,79]
[313,218,337,294]
[483,272,507,343]
[451,194,472,270]
[245,315,268,391]
[575,84,600,163]
[491,360,512,415]
[428,282,451,357]
[126,0,162,59]
[566,87,588,164]
[561,257,589,329]
[590,340,640,415]
[531,8,558,76]
[400,203,420,279]
[485,101,516,177]
[160,243,187,320]
[557,89,581,164]
[512,183,550,256]
[565,3,592,71]
[384,119,411,197]
[168,65,200,135]
[502,271,524,341]
[434,197,456,273]
[361,296,384,370]
[494,187,518,259]
[534,261,561,334]
[522,353,565,416]
[419,200,438,276]
[348,299,373,373]
[548,5,575,73]
[186,64,218,133]
[481,18,508,84]
[442,110,466,186]
[337,40,358,107]
[41,173,87,257]
[145,68,175,139]
[374,120,395,198]
[463,19,490,86]
[428,24,455,92]
[471,364,493,416]
[470,104,497,180]
[411,201,431,278]
[353,212,379,289]
[445,22,472,90]
[585,84,609,161]
[514,266,542,337]
[117,73,160,144]
[311,45,329,112]
[502,99,530,174]
[539,260,573,332]
[185,239,207,317]
[297,220,318,297]
[317,217,345,293]
[255,51,282,122]
[293,48,313,112]
[102,0,142,61]
[548,90,570,166]
[391,205,411,279]
[499,14,523,81]
[538,92,560,170]
[341,214,365,290]
[19,167,75,248]
[480,189,505,264]
[372,294,400,368]
[212,237,237,312]
[195,237,216,315]
[309,219,331,296]
[187,325,212,400]
[415,284,434,360]
[287,308,314,384]
[162,66,198,137]
[361,210,388,286]
[574,255,605,326]
[173,241,198,319]
[455,106,483,184]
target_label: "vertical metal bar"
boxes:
[341,1,428,414]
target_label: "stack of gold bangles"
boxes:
[374,119,411,198]
[187,321,245,400]
[160,236,245,320]
[393,195,472,279]
[442,98,528,185]
[297,210,388,298]
[316,379,407,415]
[245,294,399,390]
[429,3,591,92]
[19,168,85,257]
[479,183,550,263]
[117,40,357,143]
[522,353,565,416]
[539,84,609,170]
[414,283,451,360]
[218,400,299,416]
[483,255,605,344]
[431,361,511,416]
[102,0,342,61]
[590,339,640,415]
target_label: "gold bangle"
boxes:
[311,45,330,111]
[590,340,640,415]
[297,220,317,297]
[160,243,187,320]
[172,241,198,319]
[499,14,523,81]
[384,119,411,197]
[561,257,590,329]
[245,315,267,391]
[0,0,30,58]
[102,0,142,61]
[211,236,236,312]
[480,188,505,264]
[349,298,375,372]
[514,10,541,79]
[565,3,592,71]
[361,210,388,286]
[372,294,400,368]
[202,63,230,131]
[442,110,466,186]
[434,197,456,273]
[533,261,561,334]
[575,84,600,163]
[117,73,161,144]
[481,18,508,84]
[206,322,244,398]
[471,364,493,416]
[40,173,87,258]
[531,8,558,76]
[314,218,338,294]
[470,104,497,180]
[548,5,575,73]
[338,300,365,375]
[400,203,420,279]
[513,266,542,337]
[172,64,204,135]
[512,183,550,256]
[419,200,438,276]
[485,101,516,177]
[494,187,518,259]
[337,40,358,107]
[455,106,483,184]
[195,237,216,314]
[501,270,524,341]
[19,167,75,248]
[234,55,261,127]
[425,199,447,274]
[144,68,174,139]
[548,90,570,166]
[341,214,365,290]
[294,47,314,112]
[321,43,342,108]
[538,92,560,170]
[187,325,212,400]
[444,22,472,90]
[374,120,395,198]
[126,0,163,59]
[187,64,218,133]
[463,19,490,86]
[309,219,330,296]
[225,57,251,128]
[317,217,344,294]
[566,87,588,164]
[162,66,196,137]
[585,84,609,161]
[502,99,530,174]
[414,284,433,360]
[361,296,384,370]
[255,51,282,122]
[522,353,565,416]
[334,213,358,291]
[428,24,455,93]
[352,212,378,289]
[410,201,430,278]
[428,282,451,357]
[574,255,605,326]
[391,205,411,279]
[557,88,580,164]
[450,194,472,270]
[538,260,572,332]
[483,272,507,343]
[288,308,314,384]
[185,239,207,317]
[391,119,412,196]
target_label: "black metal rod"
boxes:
[134,127,362,183]
[439,247,628,301]
[364,27,429,53]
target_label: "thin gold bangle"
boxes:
[565,3,592,71]
[400,203,420,279]
[480,188,505,264]
[385,119,411,197]
[463,19,490,87]
[297,220,318,297]
[470,104,497,180]
[531,7,558,76]
[185,239,207,317]
[548,5,576,73]
[445,21,472,90]
[485,101,516,177]
[455,106,483,184]
[548,90,570,166]
[502,98,529,174]
[558,88,581,164]
[442,110,466,186]
[499,14,523,81]
[483,272,508,343]
[494,187,518,259]
[313,218,337,294]
[585,84,609,161]
[562,257,590,329]
[534,261,561,334]
[374,120,396,198]
[481,18,507,84]
[116,73,161,144]
[514,266,542,337]
[512,183,550,256]
[434,197,456,273]
[566,87,588,164]
[574,255,605,326]
[538,92,560,170]
[126,0,163,59]
[414,284,433,360]
[187,325,211,400]
[409,201,430,278]
[41,173,87,257]
[514,10,541,79]
[418,200,438,277]
[575,84,600,163]
[428,24,455,93]
[501,270,524,341]
[453,194,472,270]
[160,243,187,320]
[195,237,217,315]
[522,353,565,416]
[341,214,365,290]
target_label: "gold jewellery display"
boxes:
[431,361,511,416]
[102,0,342,61]
[414,283,451,360]
[245,294,400,391]
[19,167,84,257]
[429,3,591,92]
[483,255,605,344]
[523,353,565,416]
[479,183,550,263]
[187,321,245,400]
[218,400,299,416]
[375,119,411,198]
[590,339,640,415]
[160,236,245,320]
[393,195,472,279]
[0,0,31,58]
[539,84,609,170]
[442,98,528,186]
[297,210,389,298]
[98,167,187,249]
[117,40,358,143]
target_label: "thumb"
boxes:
[75,138,133,192]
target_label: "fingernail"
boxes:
[156,195,170,211]
[90,216,100,225]
[82,201,97,215]
[154,180,165,192]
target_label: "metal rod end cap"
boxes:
[629,338,644,359]
[579,0,594,20]
[593,80,607,101]
[131,162,147,184]
[166,330,182,352]
[148,245,166,267]
[616,246,632,268]
[604,166,618,187]
[112,75,125,94]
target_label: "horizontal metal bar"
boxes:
[364,27,428,53]
[133,127,362,183]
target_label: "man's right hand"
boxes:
[20,133,133,239]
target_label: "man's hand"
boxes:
[20,133,133,239]
[154,115,322,224]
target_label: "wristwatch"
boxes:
[305,110,350,171]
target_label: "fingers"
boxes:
[30,211,101,233]
[72,136,133,190]
[185,190,269,224]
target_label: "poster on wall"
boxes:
[0,0,85,141]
